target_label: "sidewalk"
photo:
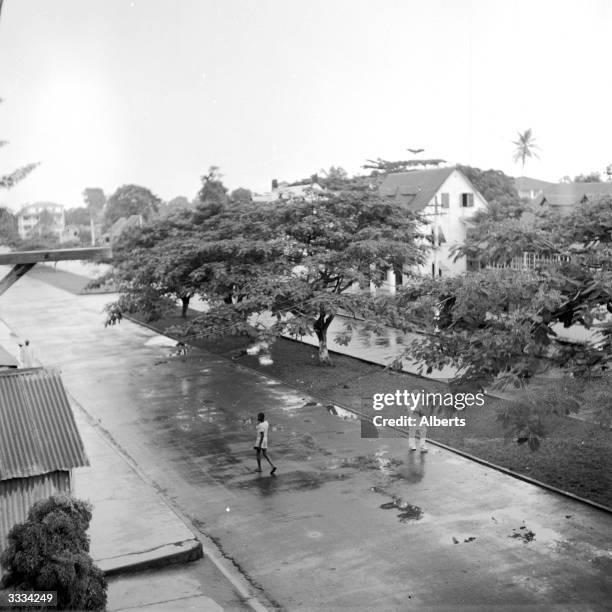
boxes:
[71,401,202,575]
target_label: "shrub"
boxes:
[0,495,107,610]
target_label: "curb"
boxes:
[123,314,612,517]
[99,539,203,577]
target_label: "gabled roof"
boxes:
[0,368,89,481]
[379,167,456,211]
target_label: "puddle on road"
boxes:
[229,469,341,495]
[379,498,424,522]
[372,487,424,522]
[509,525,536,543]
[339,453,402,473]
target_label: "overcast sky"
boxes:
[1,0,611,209]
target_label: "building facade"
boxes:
[379,167,488,291]
[17,202,65,240]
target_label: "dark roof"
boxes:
[0,368,89,481]
[379,167,456,211]
[545,182,612,198]
[531,182,612,212]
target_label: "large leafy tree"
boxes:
[512,128,540,173]
[382,197,612,447]
[82,187,106,213]
[390,197,612,384]
[193,188,426,363]
[104,208,200,321]
[229,187,252,205]
[108,185,428,364]
[103,184,161,229]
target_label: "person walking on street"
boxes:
[254,412,276,475]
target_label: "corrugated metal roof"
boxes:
[0,368,89,480]
[0,471,71,555]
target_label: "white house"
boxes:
[378,166,487,291]
[17,202,65,240]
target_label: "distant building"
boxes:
[17,202,65,240]
[252,180,324,203]
[0,368,89,557]
[379,166,487,287]
[515,177,612,215]
[100,214,143,245]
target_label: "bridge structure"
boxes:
[0,247,112,297]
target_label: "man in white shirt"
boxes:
[254,412,276,475]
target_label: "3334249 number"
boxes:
[0,591,57,607]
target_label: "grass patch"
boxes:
[28,265,115,295]
[130,307,612,509]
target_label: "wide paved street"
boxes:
[2,274,612,611]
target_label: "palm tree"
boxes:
[512,128,540,174]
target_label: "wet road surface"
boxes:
[2,276,612,611]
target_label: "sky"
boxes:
[1,0,611,210]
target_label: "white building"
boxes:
[252,181,324,203]
[378,167,487,290]
[17,202,65,240]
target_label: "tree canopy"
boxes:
[82,187,106,214]
[103,184,161,229]
[390,197,612,386]
[573,171,603,183]
[107,183,428,364]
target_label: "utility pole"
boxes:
[422,195,446,278]
[432,196,439,278]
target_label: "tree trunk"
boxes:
[181,296,190,318]
[314,313,334,365]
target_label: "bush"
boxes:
[0,495,107,610]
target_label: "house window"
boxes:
[440,193,450,208]
[461,193,474,207]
